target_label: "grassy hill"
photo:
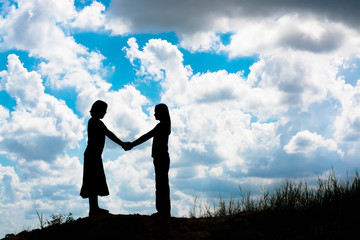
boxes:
[3,209,359,240]
[3,170,360,239]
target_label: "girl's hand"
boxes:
[122,142,133,151]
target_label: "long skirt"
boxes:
[153,155,171,215]
[80,148,109,198]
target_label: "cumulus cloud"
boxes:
[124,37,192,106]
[123,38,286,178]
[71,1,106,31]
[71,1,129,35]
[107,0,360,33]
[0,164,19,204]
[0,54,84,162]
[105,151,154,203]
[179,31,222,53]
[222,15,360,58]
[0,105,9,125]
[247,51,340,111]
[95,85,151,143]
[0,1,149,142]
[121,31,360,184]
[0,0,83,72]
[284,130,344,157]
[333,81,360,143]
[0,155,85,237]
[0,0,116,98]
[0,0,152,162]
[105,0,360,55]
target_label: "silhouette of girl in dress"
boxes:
[80,100,126,216]
[126,103,171,217]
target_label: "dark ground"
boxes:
[2,209,359,240]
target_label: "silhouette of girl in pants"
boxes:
[127,104,171,217]
[80,100,126,216]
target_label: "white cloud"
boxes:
[284,130,344,157]
[0,0,115,97]
[107,0,360,35]
[0,0,81,61]
[71,1,106,31]
[122,35,360,184]
[333,80,360,143]
[1,55,44,107]
[209,166,223,177]
[0,154,86,238]
[123,38,285,177]
[97,85,151,142]
[247,51,338,111]
[0,54,84,162]
[124,37,192,106]
[105,151,154,202]
[0,164,20,203]
[71,1,130,35]
[179,31,222,53]
[0,0,148,143]
[0,1,154,163]
[87,50,106,72]
[221,15,356,58]
[106,0,360,57]
[0,105,9,125]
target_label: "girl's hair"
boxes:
[155,103,171,135]
[90,100,108,117]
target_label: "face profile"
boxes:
[90,100,108,119]
[154,103,169,121]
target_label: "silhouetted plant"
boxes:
[46,213,75,226]
[34,209,45,229]
[34,211,75,229]
[190,169,360,218]
[188,196,198,218]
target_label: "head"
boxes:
[154,103,171,134]
[90,100,107,119]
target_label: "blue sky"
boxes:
[1,0,360,237]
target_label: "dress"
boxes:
[80,118,110,198]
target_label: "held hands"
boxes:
[122,142,133,151]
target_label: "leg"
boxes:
[154,157,171,216]
[89,195,109,216]
[89,195,99,213]
[155,174,170,216]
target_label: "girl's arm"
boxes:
[105,129,124,147]
[130,128,155,149]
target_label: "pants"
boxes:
[153,155,171,215]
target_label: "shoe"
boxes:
[89,208,109,217]
[151,212,171,217]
